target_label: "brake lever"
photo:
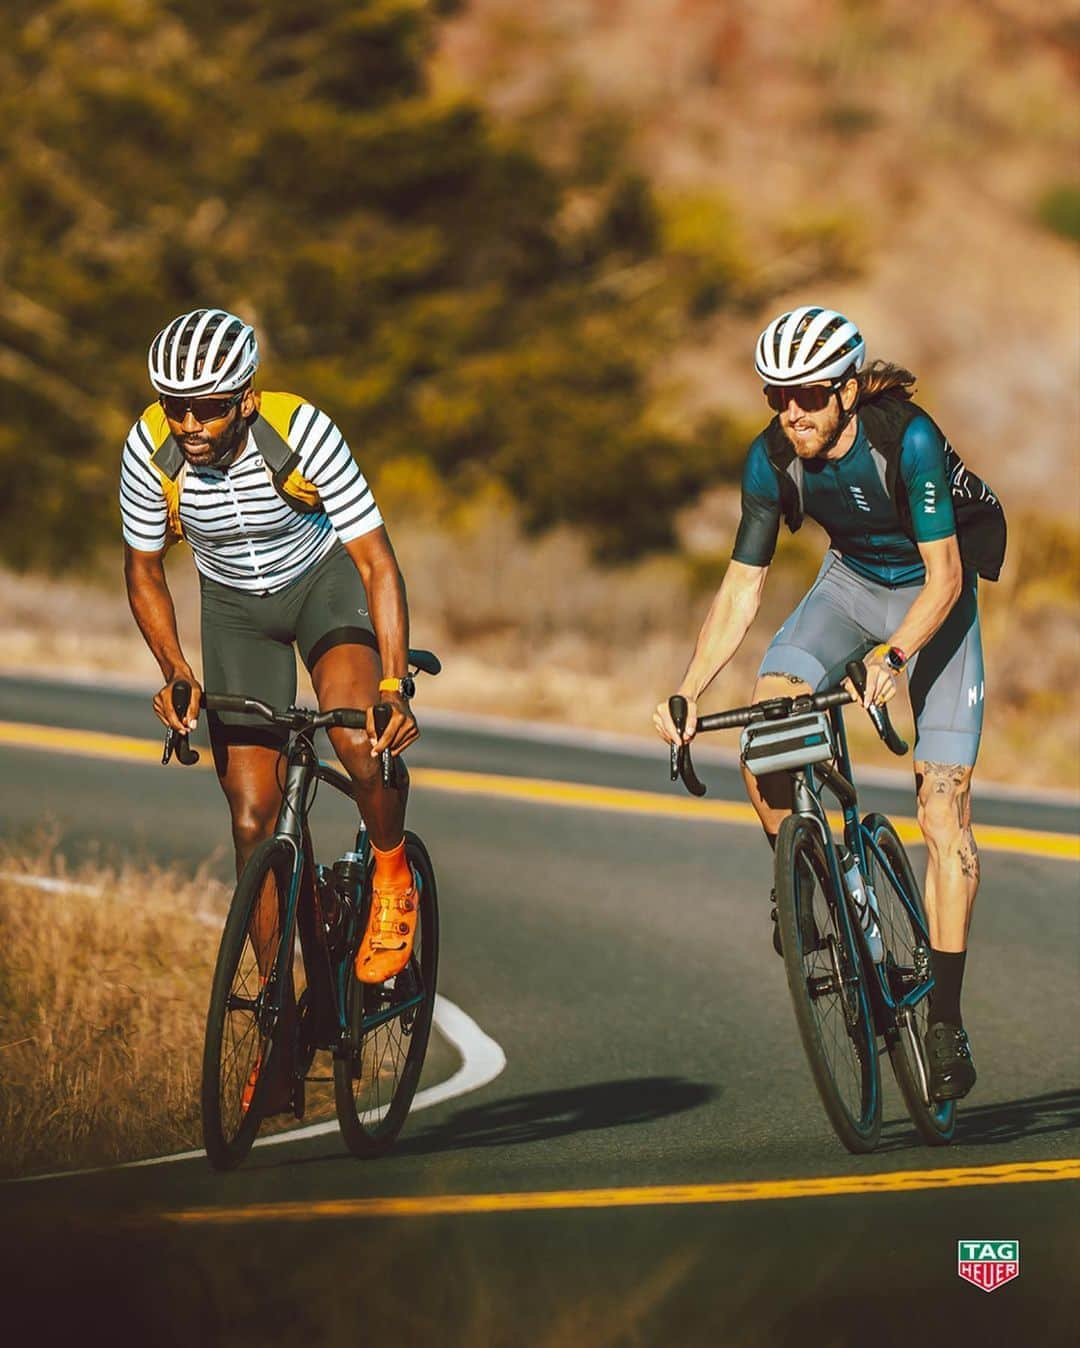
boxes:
[162,680,200,767]
[668,695,707,798]
[845,659,908,756]
[371,703,396,788]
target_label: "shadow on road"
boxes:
[393,1076,715,1155]
[878,1087,1080,1151]
[950,1087,1080,1145]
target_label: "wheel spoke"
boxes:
[863,815,955,1145]
[333,835,439,1156]
[776,816,880,1151]
[202,840,295,1169]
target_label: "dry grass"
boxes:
[0,837,228,1178]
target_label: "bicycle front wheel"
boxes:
[863,813,955,1146]
[201,837,296,1171]
[334,831,440,1157]
[776,814,881,1153]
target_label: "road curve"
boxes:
[1,674,1078,1348]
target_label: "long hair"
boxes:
[856,360,917,404]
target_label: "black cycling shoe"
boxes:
[770,880,821,959]
[925,1021,976,1101]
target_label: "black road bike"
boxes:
[668,660,955,1153]
[163,649,442,1170]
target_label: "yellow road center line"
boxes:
[160,1158,1080,1224]
[410,767,1079,861]
[1,721,1076,862]
[0,719,189,765]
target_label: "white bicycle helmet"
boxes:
[754,306,865,386]
[148,308,259,395]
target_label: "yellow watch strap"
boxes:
[378,677,402,692]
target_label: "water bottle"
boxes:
[321,853,363,952]
[839,847,884,964]
[333,851,365,899]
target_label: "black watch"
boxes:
[379,674,416,700]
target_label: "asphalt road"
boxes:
[1,674,1078,1348]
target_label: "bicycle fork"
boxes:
[791,772,877,1034]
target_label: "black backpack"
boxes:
[763,396,1007,581]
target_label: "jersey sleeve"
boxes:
[119,419,168,552]
[289,404,384,543]
[731,436,781,566]
[899,415,956,543]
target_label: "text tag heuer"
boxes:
[957,1240,1020,1291]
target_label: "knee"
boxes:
[915,774,970,856]
[330,728,382,789]
[230,803,277,852]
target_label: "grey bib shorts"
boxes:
[759,552,984,767]
[200,542,377,748]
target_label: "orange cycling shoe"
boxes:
[354,868,421,985]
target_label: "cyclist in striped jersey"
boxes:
[122,311,422,1104]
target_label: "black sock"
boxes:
[929,949,966,1027]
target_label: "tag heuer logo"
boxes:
[957,1240,1020,1292]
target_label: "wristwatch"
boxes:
[882,646,907,673]
[378,675,416,699]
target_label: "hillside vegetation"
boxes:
[8,1,1074,573]
[436,0,1080,511]
[3,0,754,570]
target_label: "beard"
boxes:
[181,411,248,467]
[780,404,843,459]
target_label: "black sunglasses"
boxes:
[763,382,840,413]
[160,390,244,423]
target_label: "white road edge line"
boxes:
[8,994,506,1185]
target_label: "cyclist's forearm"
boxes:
[679,568,765,699]
[888,555,963,659]
[365,565,410,679]
[123,551,193,682]
[888,592,954,659]
[343,531,409,680]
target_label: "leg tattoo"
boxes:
[958,829,980,882]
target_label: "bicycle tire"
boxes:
[863,813,955,1146]
[334,831,440,1157]
[776,814,882,1153]
[201,837,297,1170]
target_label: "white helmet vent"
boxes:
[754,306,865,386]
[148,308,259,395]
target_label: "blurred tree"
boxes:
[0,0,740,571]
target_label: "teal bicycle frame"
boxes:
[259,732,424,1064]
[795,704,933,1025]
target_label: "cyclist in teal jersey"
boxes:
[655,306,981,1102]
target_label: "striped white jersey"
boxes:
[120,403,383,594]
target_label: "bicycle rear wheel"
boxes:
[863,813,955,1146]
[776,814,881,1153]
[201,837,297,1170]
[334,831,440,1157]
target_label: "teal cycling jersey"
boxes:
[732,414,956,587]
